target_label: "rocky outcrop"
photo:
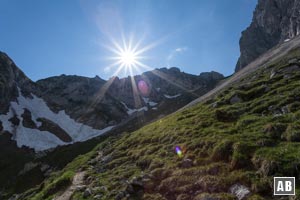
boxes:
[107,68,224,109]
[0,52,37,113]
[236,0,300,72]
[36,75,127,129]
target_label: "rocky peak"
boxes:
[236,0,300,72]
[0,52,36,113]
[199,71,224,82]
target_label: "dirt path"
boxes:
[54,171,86,200]
[180,35,300,110]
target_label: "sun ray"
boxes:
[133,60,200,97]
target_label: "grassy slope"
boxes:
[21,47,300,200]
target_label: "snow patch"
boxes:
[121,102,148,115]
[0,88,114,151]
[164,94,181,99]
[142,97,149,104]
[142,97,157,107]
[149,101,158,107]
[284,38,291,42]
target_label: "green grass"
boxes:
[19,47,300,199]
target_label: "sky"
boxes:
[0,0,257,81]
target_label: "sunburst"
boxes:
[103,36,158,77]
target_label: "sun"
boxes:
[119,49,137,67]
[104,37,155,77]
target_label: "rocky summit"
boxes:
[236,0,300,72]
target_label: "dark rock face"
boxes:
[37,118,72,143]
[36,75,127,129]
[9,115,20,126]
[107,69,223,109]
[21,109,38,129]
[36,68,224,130]
[0,52,37,114]
[236,0,300,72]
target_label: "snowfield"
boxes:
[0,88,114,152]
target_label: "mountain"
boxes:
[0,51,223,152]
[15,36,300,200]
[235,0,300,72]
[0,51,224,197]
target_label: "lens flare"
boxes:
[138,80,150,96]
[175,146,183,158]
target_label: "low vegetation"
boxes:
[19,47,300,199]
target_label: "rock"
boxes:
[281,106,289,114]
[8,194,20,200]
[94,194,102,199]
[115,191,127,200]
[37,117,72,143]
[257,160,278,176]
[199,71,224,82]
[229,184,250,200]
[211,102,218,108]
[43,169,53,177]
[40,164,50,172]
[86,176,94,184]
[101,155,112,164]
[9,115,20,126]
[99,186,108,192]
[131,177,143,188]
[21,109,37,129]
[83,188,92,198]
[236,0,300,72]
[288,58,298,64]
[18,162,39,176]
[270,69,276,79]
[180,158,193,168]
[281,64,300,73]
[230,95,242,104]
[75,185,87,192]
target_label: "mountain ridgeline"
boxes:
[236,0,300,72]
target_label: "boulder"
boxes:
[229,184,250,200]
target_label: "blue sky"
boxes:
[0,0,257,81]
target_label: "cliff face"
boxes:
[0,52,38,113]
[236,0,300,72]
